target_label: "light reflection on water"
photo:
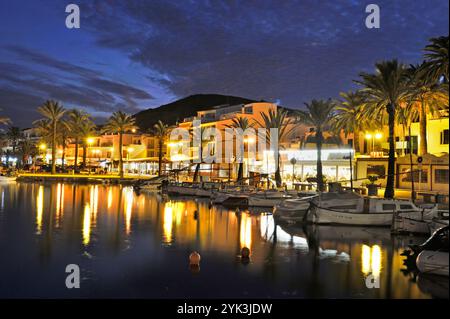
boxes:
[0,182,446,299]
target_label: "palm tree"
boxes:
[79,121,96,169]
[423,36,449,82]
[225,117,254,183]
[153,120,169,176]
[405,63,449,155]
[67,109,91,168]
[356,60,410,199]
[6,126,23,156]
[57,120,70,171]
[254,108,296,187]
[36,100,66,174]
[333,91,368,154]
[18,138,37,168]
[103,111,137,178]
[297,99,336,192]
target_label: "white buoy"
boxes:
[189,251,201,266]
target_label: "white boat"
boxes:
[247,190,292,207]
[416,251,449,277]
[307,191,437,226]
[273,195,317,223]
[0,175,16,183]
[392,209,448,235]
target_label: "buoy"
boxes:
[241,247,251,259]
[189,251,201,266]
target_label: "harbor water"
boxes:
[0,182,447,298]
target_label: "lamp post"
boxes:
[39,143,47,165]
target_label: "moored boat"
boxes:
[306,191,438,226]
[273,195,317,223]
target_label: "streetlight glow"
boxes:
[375,132,383,140]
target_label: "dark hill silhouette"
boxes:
[134,94,257,130]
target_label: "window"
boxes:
[401,168,428,183]
[440,129,449,145]
[367,165,386,179]
[244,106,253,114]
[435,169,449,184]
[382,204,396,211]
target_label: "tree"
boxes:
[67,109,91,168]
[405,63,449,155]
[333,91,369,154]
[18,138,37,168]
[225,117,254,183]
[79,121,96,169]
[297,99,336,192]
[153,120,169,176]
[423,36,449,82]
[356,60,410,199]
[36,100,66,174]
[103,111,137,178]
[254,108,296,188]
[6,126,23,157]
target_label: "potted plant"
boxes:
[365,174,380,196]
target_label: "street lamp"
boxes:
[39,143,47,164]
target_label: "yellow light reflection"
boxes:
[82,203,91,246]
[240,213,252,249]
[371,245,382,277]
[36,186,44,234]
[55,183,64,228]
[107,188,113,209]
[361,244,371,275]
[361,244,382,280]
[90,185,99,217]
[124,188,133,235]
[163,202,174,244]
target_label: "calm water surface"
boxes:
[0,182,447,298]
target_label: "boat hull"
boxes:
[247,197,283,207]
[308,206,395,226]
[417,251,449,277]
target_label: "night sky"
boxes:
[0,0,448,127]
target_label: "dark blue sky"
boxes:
[0,0,448,127]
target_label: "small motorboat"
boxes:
[273,195,317,224]
[392,207,447,235]
[410,226,449,277]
